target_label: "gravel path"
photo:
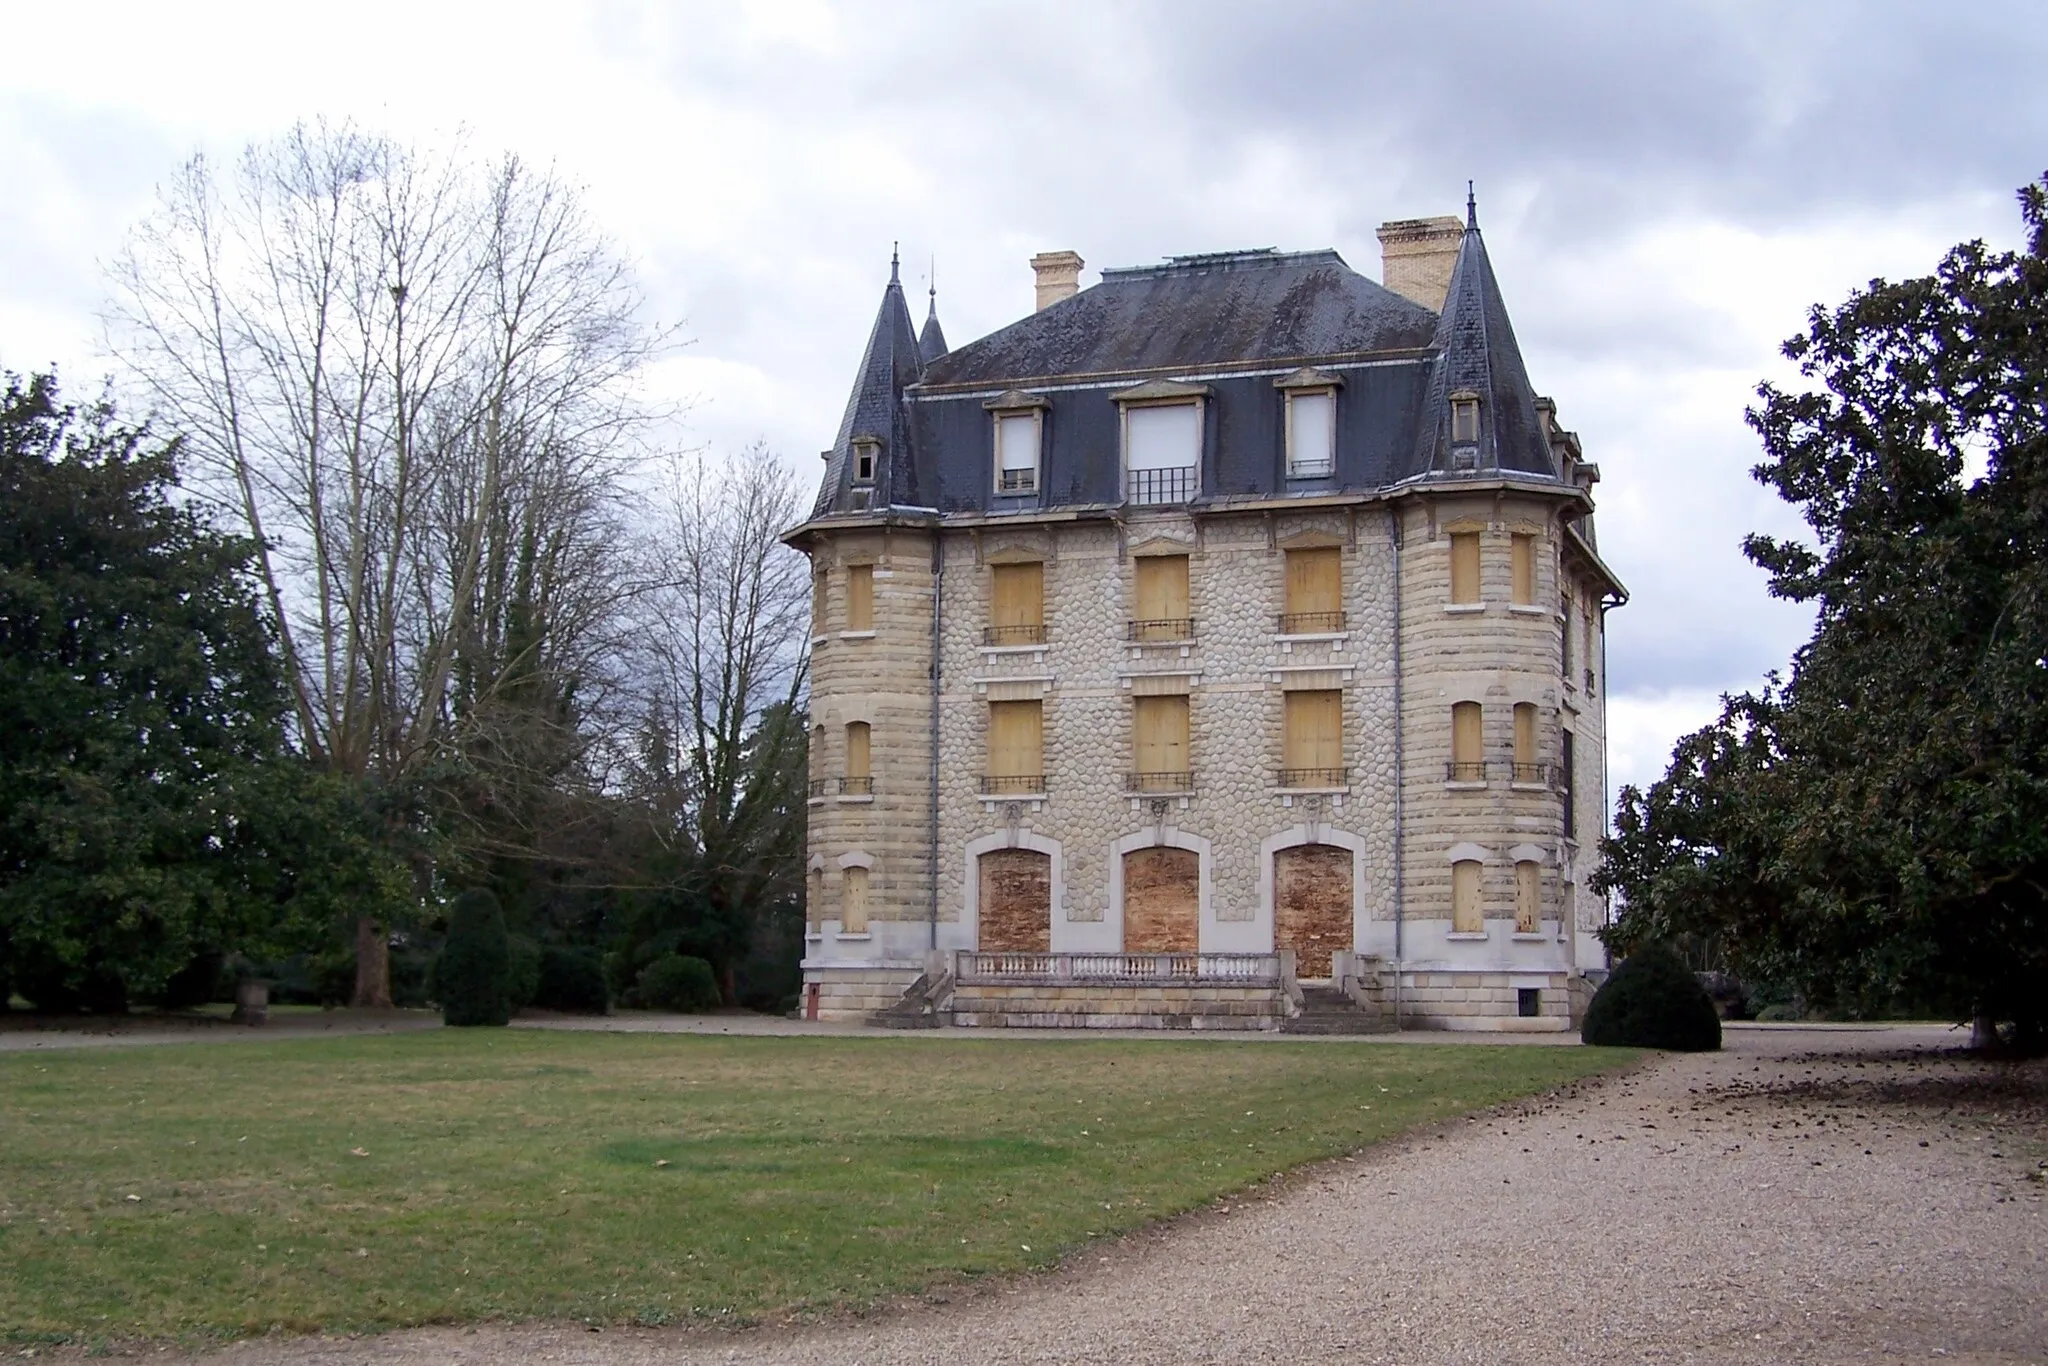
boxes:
[155,1025,2048,1364]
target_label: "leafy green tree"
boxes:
[437,889,512,1027]
[0,372,348,1008]
[1598,177,2048,1049]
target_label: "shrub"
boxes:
[506,935,543,1013]
[438,890,512,1027]
[635,954,720,1013]
[1581,942,1722,1050]
[534,946,608,1014]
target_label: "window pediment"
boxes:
[1110,377,1212,405]
[983,388,1051,411]
[1273,366,1345,392]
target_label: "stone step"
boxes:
[1281,986,1395,1034]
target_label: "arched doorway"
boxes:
[978,849,1052,952]
[1274,843,1353,978]
[1122,846,1199,952]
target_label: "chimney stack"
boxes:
[1030,250,1085,311]
[1376,216,1464,312]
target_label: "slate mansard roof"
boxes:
[807,212,1567,520]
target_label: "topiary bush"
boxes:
[438,890,512,1027]
[506,935,543,1013]
[1581,942,1722,1050]
[534,946,608,1014]
[635,953,720,1013]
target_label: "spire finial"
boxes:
[1466,180,1478,230]
[928,255,937,317]
[890,241,900,285]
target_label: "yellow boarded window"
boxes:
[987,700,1043,781]
[1133,555,1190,635]
[1133,695,1190,781]
[990,562,1044,640]
[846,564,874,632]
[812,570,827,633]
[1452,859,1483,934]
[1452,701,1483,768]
[1283,546,1342,628]
[1513,703,1536,771]
[807,866,826,931]
[1282,689,1343,776]
[843,866,870,933]
[845,721,870,780]
[1515,860,1540,935]
[1449,532,1481,604]
[1511,533,1536,604]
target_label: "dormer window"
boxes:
[983,390,1049,498]
[1275,367,1342,481]
[852,436,880,485]
[1113,378,1209,506]
[1450,390,1481,447]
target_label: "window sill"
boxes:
[807,796,826,807]
[979,643,1048,656]
[1445,931,1488,941]
[838,630,876,641]
[835,794,874,805]
[1507,603,1549,616]
[1271,786,1350,798]
[1511,933,1549,942]
[1443,603,1487,615]
[804,931,824,942]
[810,633,830,647]
[1508,781,1551,793]
[1270,632,1350,645]
[834,932,872,942]
[1444,780,1489,792]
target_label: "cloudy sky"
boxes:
[5,0,2045,800]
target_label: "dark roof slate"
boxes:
[919,249,1438,387]
[1402,211,1557,482]
[813,263,925,516]
[918,290,949,364]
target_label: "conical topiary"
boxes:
[438,889,512,1027]
[1581,942,1722,1050]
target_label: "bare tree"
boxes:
[622,447,810,1000]
[107,121,662,1003]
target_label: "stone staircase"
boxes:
[1280,983,1394,1035]
[869,966,954,1029]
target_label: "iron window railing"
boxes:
[980,773,1046,795]
[1445,761,1490,782]
[838,775,874,796]
[998,466,1037,494]
[1126,466,1197,505]
[1126,617,1195,642]
[982,623,1047,646]
[1286,456,1335,479]
[1125,770,1195,793]
[1276,610,1347,634]
[1510,762,1552,786]
[1275,766,1349,789]
[807,778,832,798]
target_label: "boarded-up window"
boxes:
[986,700,1043,786]
[1584,608,1597,689]
[1122,846,1199,952]
[1449,532,1481,604]
[1275,844,1351,977]
[1511,533,1536,604]
[979,849,1051,951]
[1132,695,1191,786]
[844,721,870,781]
[812,570,827,633]
[1282,689,1343,781]
[1515,860,1541,935]
[1282,546,1342,633]
[1286,390,1335,478]
[843,866,870,934]
[1561,729,1576,840]
[846,564,874,632]
[1451,700,1483,777]
[1133,554,1190,638]
[1562,593,1575,678]
[806,867,825,930]
[989,562,1044,643]
[1513,703,1536,775]
[1452,859,1483,934]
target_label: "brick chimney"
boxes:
[1376,216,1464,312]
[1030,250,1084,311]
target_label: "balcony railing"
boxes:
[1276,610,1347,635]
[1125,770,1195,794]
[982,623,1047,646]
[1445,760,1489,782]
[1286,457,1335,480]
[980,773,1046,795]
[1127,617,1195,642]
[1510,762,1553,786]
[957,950,1284,985]
[807,778,832,798]
[1275,766,1349,789]
[838,775,874,796]
[997,466,1037,494]
[1126,466,1197,506]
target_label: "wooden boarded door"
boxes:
[978,849,1052,952]
[1274,844,1352,979]
[1122,847,1199,952]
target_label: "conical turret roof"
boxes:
[1405,195,1557,481]
[813,251,925,515]
[918,281,949,364]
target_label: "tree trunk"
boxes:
[353,916,393,1008]
[1970,1009,2000,1052]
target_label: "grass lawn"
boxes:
[0,1029,1631,1345]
